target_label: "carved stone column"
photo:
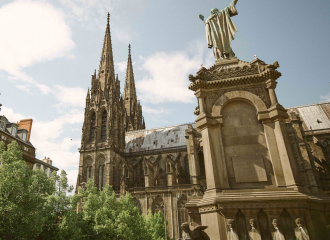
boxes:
[265,79,278,106]
[196,114,230,196]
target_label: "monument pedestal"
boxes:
[186,58,330,240]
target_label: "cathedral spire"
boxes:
[124,44,137,117]
[98,13,115,90]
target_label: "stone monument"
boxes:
[184,3,330,239]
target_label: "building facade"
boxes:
[0,115,58,175]
[76,15,330,240]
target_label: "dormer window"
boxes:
[0,121,5,130]
[22,133,27,141]
[11,127,17,136]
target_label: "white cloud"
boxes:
[115,61,128,72]
[16,85,33,94]
[0,0,75,93]
[53,85,86,110]
[137,40,213,104]
[143,105,171,115]
[321,94,330,102]
[59,0,113,22]
[1,106,27,122]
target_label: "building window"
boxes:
[44,167,48,174]
[101,111,107,141]
[184,156,190,184]
[1,135,6,140]
[178,196,189,238]
[11,128,17,136]
[90,113,96,141]
[86,160,93,182]
[98,159,106,190]
[22,133,27,141]
[0,121,5,130]
[152,196,164,215]
[23,146,28,151]
[37,164,41,169]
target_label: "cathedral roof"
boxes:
[125,123,195,154]
[287,102,330,133]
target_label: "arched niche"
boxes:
[220,99,272,188]
[152,195,164,215]
[212,91,268,119]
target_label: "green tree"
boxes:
[0,141,55,239]
[146,209,170,240]
[78,179,152,240]
[39,170,82,240]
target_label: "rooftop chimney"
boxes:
[17,119,33,140]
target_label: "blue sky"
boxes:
[0,0,329,188]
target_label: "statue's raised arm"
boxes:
[202,0,239,61]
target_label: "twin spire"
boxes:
[98,12,115,83]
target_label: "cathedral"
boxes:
[76,14,330,239]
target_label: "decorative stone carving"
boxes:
[248,219,261,240]
[205,85,270,114]
[181,222,209,240]
[271,218,285,240]
[226,219,239,240]
[294,218,310,240]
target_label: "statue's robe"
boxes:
[271,229,285,240]
[294,227,310,240]
[205,0,238,55]
[249,228,261,240]
[227,229,239,240]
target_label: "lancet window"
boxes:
[198,148,206,177]
[98,159,106,190]
[101,111,107,141]
[184,156,190,184]
[152,195,164,215]
[86,160,93,182]
[177,195,189,238]
[90,112,96,141]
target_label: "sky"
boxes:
[0,0,329,189]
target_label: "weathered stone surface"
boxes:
[232,155,267,183]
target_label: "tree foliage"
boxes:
[0,141,54,239]
[0,141,172,239]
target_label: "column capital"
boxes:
[265,79,277,89]
[195,90,206,99]
[195,114,222,130]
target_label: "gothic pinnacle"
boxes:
[107,12,110,26]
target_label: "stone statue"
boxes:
[271,218,285,240]
[181,222,209,240]
[199,0,238,61]
[248,219,261,240]
[226,219,239,240]
[294,218,310,240]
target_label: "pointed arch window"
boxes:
[101,111,107,141]
[86,160,93,182]
[198,147,206,177]
[152,196,164,215]
[159,168,164,186]
[178,195,189,238]
[90,112,96,141]
[184,156,190,184]
[99,159,106,190]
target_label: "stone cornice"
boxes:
[188,59,281,92]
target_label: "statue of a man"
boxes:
[200,0,239,61]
